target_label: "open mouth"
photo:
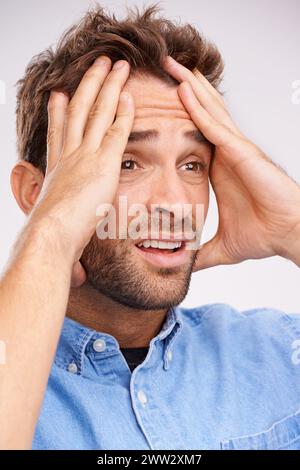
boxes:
[135,240,185,254]
[134,239,189,268]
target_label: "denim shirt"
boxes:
[33,303,300,450]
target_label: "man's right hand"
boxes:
[30,56,134,286]
[0,55,135,449]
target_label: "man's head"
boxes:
[13,4,224,310]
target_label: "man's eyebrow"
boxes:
[183,129,208,144]
[127,129,208,144]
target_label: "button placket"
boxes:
[167,349,173,361]
[137,389,148,406]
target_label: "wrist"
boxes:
[285,241,300,268]
[276,222,300,268]
[14,215,76,271]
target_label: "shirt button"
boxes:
[137,390,148,405]
[93,338,106,352]
[68,362,78,374]
[167,350,173,361]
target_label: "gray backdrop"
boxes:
[0,0,299,312]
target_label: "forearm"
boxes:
[0,219,73,449]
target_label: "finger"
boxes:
[164,56,242,137]
[164,55,225,107]
[97,91,134,176]
[70,261,87,287]
[46,90,69,173]
[193,68,226,107]
[62,56,112,156]
[178,81,233,147]
[82,60,131,151]
[192,236,229,271]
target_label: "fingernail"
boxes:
[51,90,68,100]
[165,56,175,66]
[120,92,131,102]
[94,56,109,66]
[113,60,126,70]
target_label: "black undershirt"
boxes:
[120,347,149,372]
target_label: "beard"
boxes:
[80,233,197,311]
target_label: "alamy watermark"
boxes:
[291,80,300,105]
[291,339,300,365]
[95,197,205,250]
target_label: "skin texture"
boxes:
[0,57,138,448]
[162,57,300,270]
[67,72,212,345]
[10,57,300,349]
[1,54,300,448]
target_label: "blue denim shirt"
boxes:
[33,303,300,450]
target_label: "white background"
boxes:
[0,0,299,313]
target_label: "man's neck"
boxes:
[66,282,168,348]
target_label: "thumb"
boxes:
[71,261,87,287]
[192,235,228,271]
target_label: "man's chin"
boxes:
[80,239,195,310]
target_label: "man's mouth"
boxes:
[137,239,183,253]
[134,239,190,268]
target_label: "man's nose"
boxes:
[146,169,192,222]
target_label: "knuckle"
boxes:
[84,68,104,81]
[70,97,86,111]
[46,126,57,147]
[66,102,78,118]
[67,96,97,119]
[118,108,131,118]
[105,125,123,139]
[201,120,213,133]
[194,113,212,133]
[88,103,106,121]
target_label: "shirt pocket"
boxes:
[220,409,300,450]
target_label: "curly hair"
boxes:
[15,2,224,174]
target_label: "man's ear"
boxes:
[10,161,45,215]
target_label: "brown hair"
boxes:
[15,3,224,174]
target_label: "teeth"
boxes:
[137,240,182,249]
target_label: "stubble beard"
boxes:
[80,233,197,310]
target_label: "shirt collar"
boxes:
[54,305,183,374]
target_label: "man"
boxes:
[0,4,300,450]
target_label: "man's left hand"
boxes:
[163,56,300,270]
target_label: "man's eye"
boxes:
[121,159,138,170]
[180,161,205,172]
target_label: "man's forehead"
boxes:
[123,73,193,123]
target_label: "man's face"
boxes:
[80,73,212,310]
